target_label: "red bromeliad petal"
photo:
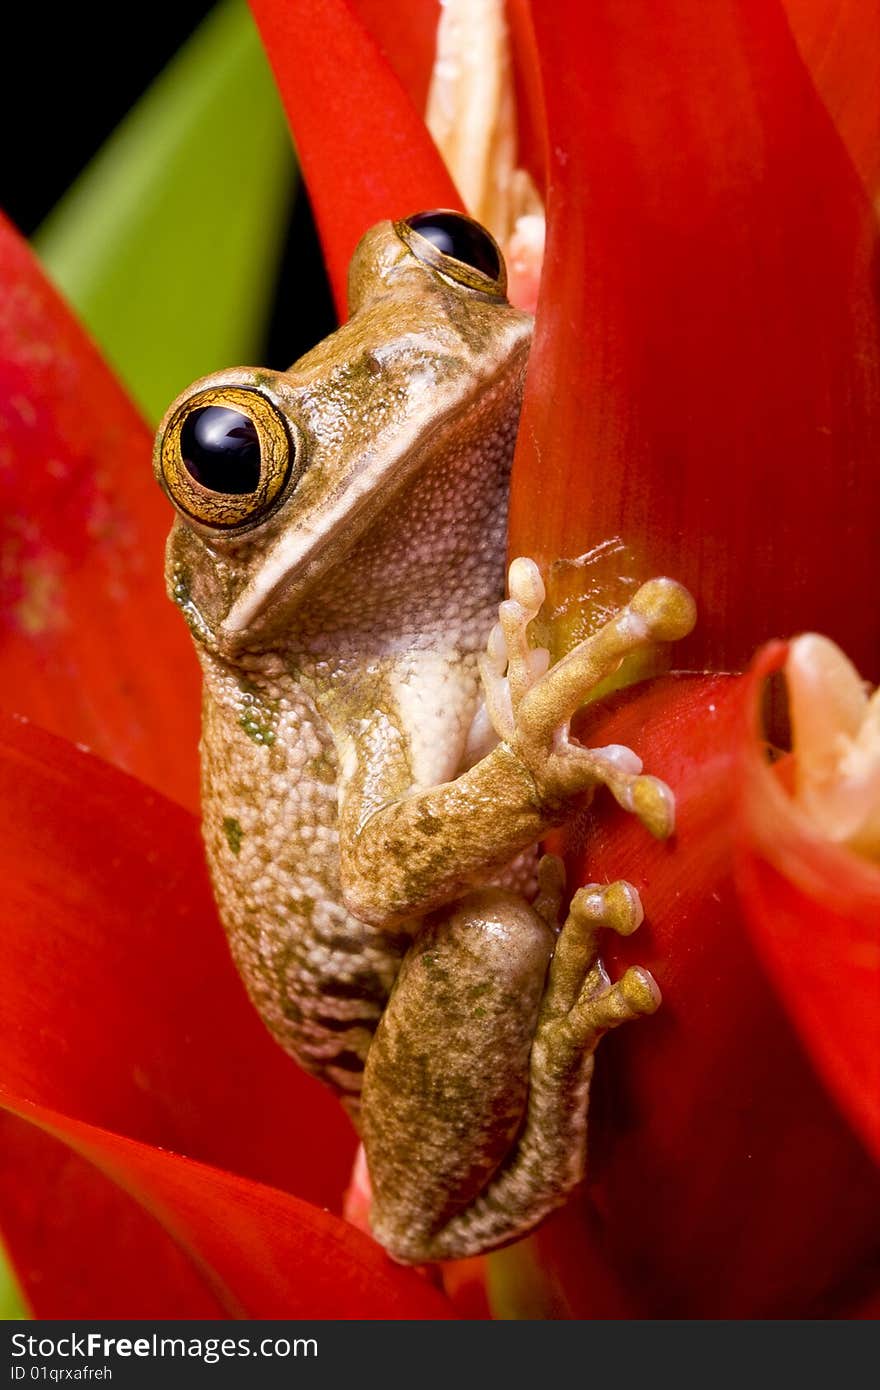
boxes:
[506,0,547,194]
[0,215,200,809]
[734,642,880,1164]
[782,0,880,200]
[348,0,440,116]
[2,1102,452,1319]
[0,712,451,1316]
[0,1117,227,1318]
[508,674,880,1318]
[249,0,461,315]
[511,1,880,679]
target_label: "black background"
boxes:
[1,2,335,368]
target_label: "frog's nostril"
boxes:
[181,406,261,495]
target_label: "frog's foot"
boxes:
[539,880,660,1048]
[396,876,659,1262]
[480,559,696,840]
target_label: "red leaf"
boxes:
[506,0,547,194]
[249,0,461,314]
[348,0,440,115]
[0,712,451,1316]
[782,0,880,199]
[510,1,880,678]
[521,674,880,1317]
[2,1099,452,1319]
[733,642,880,1164]
[0,215,200,808]
[0,1117,225,1318]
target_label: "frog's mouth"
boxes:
[215,336,531,651]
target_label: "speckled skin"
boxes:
[156,217,695,1262]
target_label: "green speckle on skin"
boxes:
[238,689,278,746]
[239,712,277,745]
[468,981,493,1000]
[222,816,243,855]
[419,953,451,986]
[171,566,191,606]
[171,564,212,645]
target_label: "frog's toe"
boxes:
[540,879,660,1049]
[617,965,662,1016]
[567,965,661,1042]
[570,878,644,937]
[498,557,550,705]
[479,556,550,741]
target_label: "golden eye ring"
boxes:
[395,209,508,299]
[159,386,293,530]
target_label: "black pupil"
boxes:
[406,211,501,281]
[180,406,261,494]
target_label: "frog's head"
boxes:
[155,211,532,657]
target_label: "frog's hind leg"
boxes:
[363,876,657,1264]
[419,879,658,1261]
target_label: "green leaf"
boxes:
[0,1240,27,1320]
[34,0,296,424]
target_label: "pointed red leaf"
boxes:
[506,0,547,194]
[733,642,880,1163]
[782,0,880,199]
[516,674,880,1317]
[0,1116,225,1318]
[249,0,461,313]
[2,1098,452,1319]
[0,215,200,808]
[348,0,440,115]
[510,2,880,678]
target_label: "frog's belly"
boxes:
[200,674,410,1108]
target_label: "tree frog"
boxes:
[155,210,695,1263]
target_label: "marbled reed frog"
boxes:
[155,210,695,1262]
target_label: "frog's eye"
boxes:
[159,387,293,530]
[396,210,507,297]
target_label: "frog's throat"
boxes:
[217,344,530,647]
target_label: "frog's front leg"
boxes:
[362,863,658,1262]
[338,562,696,928]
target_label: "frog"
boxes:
[155,209,696,1263]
